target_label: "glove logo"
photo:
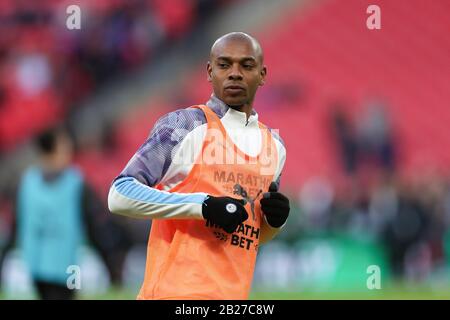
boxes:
[226,203,237,213]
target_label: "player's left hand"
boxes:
[260,182,290,228]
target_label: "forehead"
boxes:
[211,38,259,60]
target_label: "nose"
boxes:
[228,64,243,81]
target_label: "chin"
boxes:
[228,103,245,109]
[224,98,247,108]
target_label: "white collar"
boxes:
[206,94,259,128]
[224,107,259,128]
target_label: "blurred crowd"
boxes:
[0,0,231,151]
[279,98,450,283]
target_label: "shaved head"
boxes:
[210,32,264,64]
[207,32,267,113]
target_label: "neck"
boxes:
[41,155,66,172]
[229,103,253,119]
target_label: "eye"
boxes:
[243,64,254,69]
[218,63,229,68]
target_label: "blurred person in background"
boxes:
[12,125,129,299]
[330,98,396,178]
[357,98,396,174]
[380,173,449,281]
[330,102,358,176]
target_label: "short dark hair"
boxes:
[35,126,65,154]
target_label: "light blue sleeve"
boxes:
[108,176,208,220]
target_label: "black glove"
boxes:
[202,196,248,233]
[260,182,290,228]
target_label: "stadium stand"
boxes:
[79,0,450,192]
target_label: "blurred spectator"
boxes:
[330,103,358,175]
[380,174,447,280]
[356,98,396,173]
[382,183,430,279]
[330,98,397,177]
[14,52,52,98]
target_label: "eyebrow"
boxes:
[216,56,257,63]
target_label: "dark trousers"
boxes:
[34,280,75,300]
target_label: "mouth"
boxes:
[224,85,245,94]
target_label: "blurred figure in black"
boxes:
[381,175,447,281]
[330,102,358,175]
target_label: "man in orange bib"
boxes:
[108,32,289,300]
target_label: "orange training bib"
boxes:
[137,105,278,300]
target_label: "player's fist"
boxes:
[260,182,290,228]
[202,196,248,233]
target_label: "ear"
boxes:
[207,61,212,82]
[259,65,267,86]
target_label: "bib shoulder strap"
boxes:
[190,104,224,132]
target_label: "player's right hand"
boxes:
[202,196,248,233]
